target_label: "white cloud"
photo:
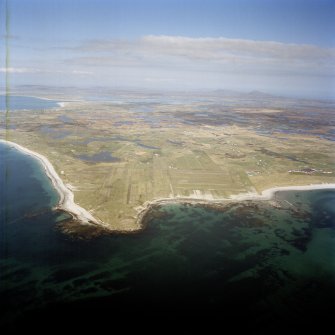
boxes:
[71,70,93,75]
[0,67,93,75]
[0,67,34,73]
[70,35,335,76]
[4,36,334,97]
[139,35,334,62]
[144,77,174,83]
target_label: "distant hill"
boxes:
[211,89,275,99]
[247,90,275,99]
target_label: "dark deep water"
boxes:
[0,142,334,332]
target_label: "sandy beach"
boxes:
[1,139,335,233]
[229,184,335,201]
[136,183,335,228]
[0,139,104,227]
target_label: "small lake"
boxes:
[76,151,120,162]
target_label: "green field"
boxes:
[2,92,334,231]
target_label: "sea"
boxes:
[1,142,335,331]
[0,95,59,111]
[0,97,335,331]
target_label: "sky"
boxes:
[0,0,334,98]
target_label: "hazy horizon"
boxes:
[1,0,334,99]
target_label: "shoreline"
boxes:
[0,139,106,229]
[0,93,68,109]
[135,183,335,229]
[1,139,335,234]
[0,93,85,103]
[229,183,335,201]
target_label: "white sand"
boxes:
[57,102,68,108]
[142,183,335,207]
[229,184,335,201]
[2,139,335,232]
[0,139,103,226]
[136,183,335,227]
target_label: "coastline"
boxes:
[1,139,335,234]
[135,183,335,229]
[0,93,67,109]
[229,184,335,201]
[0,139,105,228]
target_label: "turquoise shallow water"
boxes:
[0,142,334,331]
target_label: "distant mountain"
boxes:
[247,90,274,98]
[9,85,277,100]
[210,89,275,99]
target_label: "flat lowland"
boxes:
[1,89,334,232]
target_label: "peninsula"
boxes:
[1,89,335,233]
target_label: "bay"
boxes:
[0,95,59,111]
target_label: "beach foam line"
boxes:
[0,139,105,227]
[229,184,335,201]
[135,183,335,227]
